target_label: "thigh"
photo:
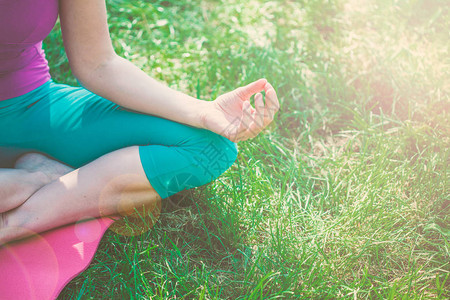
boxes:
[0,81,220,168]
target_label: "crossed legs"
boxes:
[0,82,237,245]
[0,169,49,214]
[0,146,160,244]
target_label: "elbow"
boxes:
[68,52,117,85]
[70,66,88,86]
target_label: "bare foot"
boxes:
[0,169,48,213]
[0,154,74,245]
[0,213,4,245]
[0,153,74,213]
[0,212,9,246]
[0,211,32,246]
[15,153,74,182]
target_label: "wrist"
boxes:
[190,99,212,129]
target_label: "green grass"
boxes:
[44,0,450,298]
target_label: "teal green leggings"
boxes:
[0,80,238,199]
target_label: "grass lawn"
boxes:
[44,0,449,298]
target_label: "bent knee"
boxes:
[138,128,238,199]
[163,134,237,197]
[187,131,238,184]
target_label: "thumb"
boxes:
[236,78,268,100]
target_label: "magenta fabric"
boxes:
[0,0,59,100]
[0,217,115,300]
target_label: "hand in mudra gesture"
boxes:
[200,79,280,142]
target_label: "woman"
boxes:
[0,0,279,244]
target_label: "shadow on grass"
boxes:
[59,186,254,299]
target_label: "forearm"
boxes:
[75,54,209,128]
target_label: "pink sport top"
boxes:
[0,0,59,100]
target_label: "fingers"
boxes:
[235,94,267,141]
[232,80,280,142]
[263,82,280,127]
[236,78,268,100]
[254,92,265,128]
[236,101,254,141]
[243,94,266,140]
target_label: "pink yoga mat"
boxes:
[0,217,115,300]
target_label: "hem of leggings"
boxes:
[138,146,169,199]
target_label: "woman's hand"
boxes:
[200,79,280,142]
